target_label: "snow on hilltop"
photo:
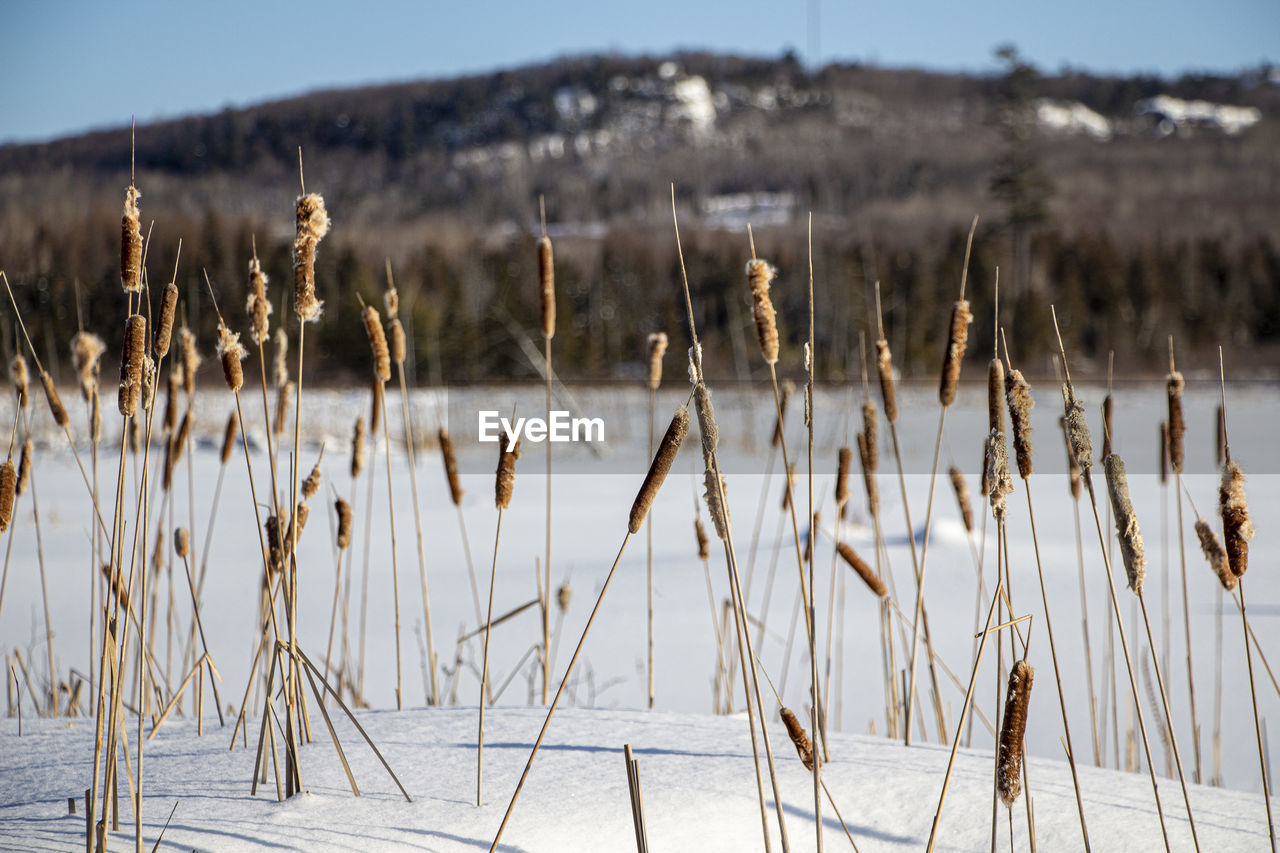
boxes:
[1036,99,1113,140]
[1136,94,1263,136]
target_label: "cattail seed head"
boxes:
[90,388,101,444]
[9,354,28,409]
[1195,518,1234,591]
[154,282,178,358]
[693,381,719,469]
[174,410,192,460]
[980,435,991,498]
[1060,417,1081,499]
[1005,368,1034,480]
[265,515,285,572]
[151,527,168,575]
[302,458,322,500]
[1215,405,1225,467]
[128,416,141,454]
[780,707,814,770]
[1104,454,1146,594]
[997,660,1035,807]
[163,369,180,433]
[857,431,879,516]
[335,497,353,550]
[746,259,780,364]
[140,355,156,410]
[694,517,709,560]
[121,186,143,293]
[383,284,399,320]
[363,305,391,382]
[246,257,272,345]
[293,193,330,323]
[876,339,898,423]
[179,326,200,397]
[119,314,146,416]
[704,469,731,541]
[274,381,294,438]
[557,582,572,613]
[986,430,1013,521]
[646,332,667,391]
[538,235,556,339]
[439,427,463,505]
[351,417,367,479]
[388,318,406,366]
[174,527,190,559]
[1101,394,1114,460]
[221,411,238,464]
[837,542,887,598]
[629,407,689,533]
[273,328,289,388]
[988,358,1006,435]
[1159,421,1169,486]
[861,401,878,472]
[1219,460,1254,580]
[1167,371,1185,474]
[835,446,852,509]
[0,460,14,533]
[71,332,106,401]
[368,374,382,432]
[1062,385,1093,481]
[949,466,973,533]
[771,380,793,448]
[216,323,247,392]
[41,370,69,428]
[16,440,32,497]
[291,502,310,543]
[939,300,972,407]
[495,431,521,510]
[162,433,177,492]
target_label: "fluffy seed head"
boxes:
[876,339,898,423]
[693,382,719,470]
[1167,371,1185,474]
[293,193,330,322]
[119,314,147,416]
[747,259,780,364]
[246,257,272,345]
[986,429,1014,521]
[1219,460,1254,580]
[629,407,689,533]
[350,417,367,479]
[9,354,28,409]
[302,458,322,500]
[1062,385,1093,481]
[139,355,156,411]
[837,543,887,598]
[1104,453,1146,594]
[949,466,973,533]
[335,497,353,550]
[997,660,1035,807]
[363,305,391,382]
[383,284,399,320]
[780,707,813,770]
[216,323,247,392]
[174,527,190,559]
[388,318,406,365]
[0,460,15,533]
[16,440,32,497]
[703,469,731,541]
[495,431,522,510]
[154,282,178,358]
[1061,416,1082,499]
[121,186,143,293]
[538,236,555,339]
[220,411,238,464]
[1195,518,1234,591]
[939,300,972,407]
[439,427,463,505]
[1005,368,1034,479]
[646,332,667,391]
[71,332,106,401]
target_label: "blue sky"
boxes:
[2,0,1276,144]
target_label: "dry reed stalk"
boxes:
[121,186,143,293]
[630,409,689,533]
[837,543,887,599]
[10,355,28,409]
[747,259,780,364]
[1220,461,1254,580]
[997,660,1034,806]
[949,467,973,533]
[293,193,329,322]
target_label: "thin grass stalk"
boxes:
[802,218,825,852]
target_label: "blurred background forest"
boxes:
[1,49,1277,384]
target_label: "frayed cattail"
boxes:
[121,186,143,293]
[646,332,667,391]
[368,375,382,432]
[274,381,294,438]
[835,446,852,509]
[384,283,399,319]
[1219,460,1254,580]
[1101,394,1114,460]
[335,497,353,550]
[1104,454,1146,594]
[0,460,14,533]
[861,400,878,472]
[302,458,322,500]
[9,355,28,409]
[1195,518,1234,591]
[216,323,246,392]
[1005,368,1034,480]
[16,440,32,497]
[695,517,709,560]
[179,326,200,396]
[837,542,887,598]
[273,328,289,388]
[780,706,814,770]
[174,527,190,559]
[1063,386,1093,480]
[986,430,1013,521]
[71,332,106,401]
[141,355,156,411]
[118,313,146,417]
[293,193,330,322]
[388,318,406,366]
[771,380,793,447]
[703,469,730,541]
[363,305,391,382]
[538,235,556,339]
[988,358,1006,434]
[1167,370,1185,475]
[439,427,463,504]
[746,259,779,364]
[41,371,69,428]
[692,379,719,467]
[246,257,271,346]
[220,411,237,464]
[495,432,521,510]
[939,300,972,407]
[949,466,973,533]
[629,408,689,533]
[876,339,897,423]
[163,370,180,432]
[351,417,367,479]
[557,582,572,612]
[292,502,311,541]
[997,660,1035,807]
[154,282,178,358]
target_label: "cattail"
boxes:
[174,527,190,559]
[153,282,178,358]
[220,411,238,464]
[746,259,780,364]
[1101,394,1114,460]
[274,381,294,438]
[629,408,689,534]
[771,380,793,447]
[1104,454,1146,595]
[140,354,156,411]
[436,427,462,504]
[121,186,143,293]
[265,515,285,572]
[538,235,555,339]
[495,432,521,510]
[41,371,69,428]
[388,318,406,365]
[163,370,180,433]
[704,469,730,541]
[857,431,879,516]
[939,300,972,407]
[384,284,399,320]
[837,542,887,598]
[691,373,730,540]
[1215,405,1225,467]
[90,388,101,444]
[557,582,572,613]
[1059,417,1081,499]
[151,527,167,575]
[988,358,1006,434]
[15,440,32,497]
[876,339,897,423]
[162,434,177,492]
[997,660,1035,807]
[1005,368,1034,480]
[780,706,814,770]
[1195,518,1234,591]
[179,326,200,396]
[335,497,353,550]
[351,417,367,479]
[246,257,272,346]
[861,400,878,472]
[216,323,246,392]
[1159,422,1169,486]
[292,502,311,541]
[71,332,106,401]
[302,458,322,500]
[835,446,852,509]
[293,193,330,322]
[0,460,14,533]
[980,435,991,498]
[646,332,668,391]
[173,411,192,462]
[949,466,973,533]
[694,517,709,560]
[273,328,289,388]
[986,430,1013,521]
[1167,370,1185,475]
[1062,386,1093,480]
[128,416,141,455]
[9,355,28,409]
[368,374,382,432]
[692,378,718,467]
[363,305,391,382]
[1219,460,1254,580]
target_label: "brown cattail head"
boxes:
[1219,460,1254,580]
[302,458,322,500]
[335,497,353,550]
[1215,405,1225,467]
[876,339,898,423]
[780,707,814,770]
[835,446,852,508]
[1062,385,1093,482]
[16,439,32,497]
[163,369,180,432]
[692,379,719,468]
[388,318,406,366]
[291,501,311,542]
[154,282,178,358]
[293,193,330,323]
[694,517,709,560]
[265,514,285,572]
[939,300,972,407]
[857,431,879,516]
[162,432,177,492]
[363,305,391,382]
[41,371,69,428]
[1101,394,1114,460]
[646,332,668,391]
[538,235,555,339]
[1159,421,1169,486]
[1195,518,1235,591]
[368,374,382,431]
[90,388,101,444]
[274,380,294,438]
[119,313,146,416]
[216,322,247,392]
[438,427,463,504]
[1167,370,1185,474]
[557,582,572,612]
[0,460,14,533]
[1060,417,1081,499]
[174,527,190,559]
[246,257,272,346]
[495,431,521,509]
[997,660,1035,807]
[746,259,780,364]
[1104,453,1146,594]
[629,407,689,533]
[949,466,973,533]
[141,355,157,411]
[837,542,887,598]
[1005,368,1034,480]
[179,326,200,396]
[9,354,28,410]
[980,435,991,498]
[988,358,1006,435]
[704,469,731,541]
[71,332,106,401]
[771,380,793,447]
[273,328,289,388]
[128,416,141,455]
[121,185,143,293]
[173,410,192,461]
[861,400,878,472]
[351,417,367,479]
[986,430,1014,521]
[220,411,238,464]
[151,527,167,575]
